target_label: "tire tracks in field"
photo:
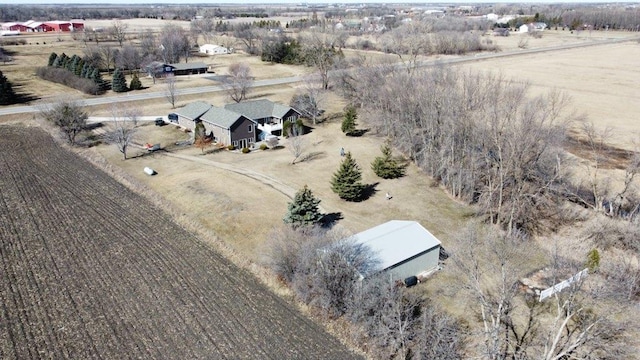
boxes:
[0,126,362,359]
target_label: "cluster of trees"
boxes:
[489,4,640,31]
[37,52,106,94]
[262,226,466,359]
[449,224,632,359]
[341,65,572,234]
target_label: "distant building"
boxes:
[199,44,230,55]
[144,62,208,77]
[1,20,83,33]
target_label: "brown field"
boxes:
[0,125,361,359]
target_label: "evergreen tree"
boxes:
[283,185,323,227]
[129,73,142,90]
[67,55,78,72]
[47,52,58,66]
[74,59,84,77]
[0,70,17,105]
[81,63,89,78]
[52,55,62,68]
[371,143,406,179]
[59,53,69,69]
[341,105,358,135]
[111,68,128,92]
[90,68,104,86]
[331,152,365,201]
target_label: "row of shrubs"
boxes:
[224,143,270,152]
[36,67,102,95]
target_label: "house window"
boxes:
[248,124,253,132]
[233,141,238,147]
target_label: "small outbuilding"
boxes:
[352,220,442,280]
[199,44,230,55]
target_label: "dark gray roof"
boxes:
[352,220,441,271]
[201,106,254,129]
[169,62,208,71]
[224,99,300,120]
[174,101,212,121]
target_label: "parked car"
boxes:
[167,113,179,123]
[155,117,165,126]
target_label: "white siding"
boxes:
[385,246,440,281]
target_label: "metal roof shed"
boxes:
[353,220,441,280]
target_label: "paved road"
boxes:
[1,35,637,118]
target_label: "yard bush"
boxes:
[227,144,235,150]
[242,147,250,153]
[260,143,268,150]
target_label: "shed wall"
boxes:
[386,246,440,280]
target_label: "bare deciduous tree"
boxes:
[165,74,178,109]
[105,104,138,160]
[100,45,118,75]
[291,74,326,125]
[110,19,128,47]
[159,25,190,64]
[190,17,215,44]
[116,45,142,77]
[39,99,88,145]
[452,224,618,359]
[293,235,380,318]
[287,124,306,164]
[234,24,260,55]
[223,62,252,103]
[300,31,342,90]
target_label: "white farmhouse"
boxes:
[199,44,230,55]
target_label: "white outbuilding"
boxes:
[352,220,441,280]
[199,44,230,55]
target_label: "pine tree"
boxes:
[47,52,58,66]
[67,55,78,72]
[81,63,89,78]
[52,55,62,68]
[111,68,128,92]
[341,105,357,135]
[129,73,142,90]
[59,53,69,69]
[283,185,323,227]
[371,143,406,179]
[331,152,365,201]
[74,59,84,77]
[0,70,17,105]
[90,68,104,86]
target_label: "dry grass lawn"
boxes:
[95,114,471,263]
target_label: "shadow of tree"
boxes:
[321,212,343,228]
[360,182,379,201]
[301,151,326,162]
[347,128,370,137]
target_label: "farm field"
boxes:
[0,125,361,359]
[461,40,640,150]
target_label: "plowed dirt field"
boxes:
[0,125,361,359]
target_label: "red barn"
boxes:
[23,21,54,32]
[44,21,72,32]
[70,20,84,32]
[1,22,29,32]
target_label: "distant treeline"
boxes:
[0,5,269,22]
